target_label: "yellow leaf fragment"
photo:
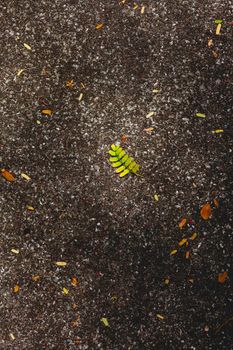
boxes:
[178,238,187,247]
[66,80,74,89]
[133,3,139,10]
[21,173,31,181]
[216,23,221,35]
[212,129,224,134]
[96,23,104,30]
[32,275,40,282]
[156,314,164,320]
[190,232,197,241]
[23,43,32,50]
[41,109,53,116]
[146,111,155,118]
[62,287,69,295]
[26,205,35,211]
[9,333,15,340]
[55,261,67,267]
[170,249,177,256]
[179,218,187,229]
[17,69,24,76]
[78,93,83,101]
[154,194,159,202]
[13,284,20,293]
[11,248,19,254]
[164,278,170,285]
[141,5,145,14]
[101,317,109,327]
[153,89,160,93]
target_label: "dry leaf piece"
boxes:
[178,238,187,247]
[212,129,224,134]
[208,39,213,47]
[71,277,78,286]
[200,203,212,220]
[62,287,69,295]
[11,249,19,254]
[144,127,154,133]
[141,5,145,14]
[216,23,222,35]
[101,317,109,327]
[55,261,67,266]
[32,275,40,282]
[154,194,159,202]
[96,23,104,30]
[164,278,170,285]
[26,205,35,211]
[66,80,74,89]
[13,284,20,293]
[218,271,228,284]
[21,173,31,181]
[185,251,190,259]
[9,333,15,340]
[41,109,53,116]
[146,111,155,118]
[17,69,24,76]
[213,198,219,207]
[23,43,32,50]
[190,232,197,241]
[179,218,187,229]
[1,169,15,182]
[170,249,177,256]
[121,135,127,143]
[156,314,164,320]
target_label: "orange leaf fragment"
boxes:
[185,251,190,259]
[71,277,78,286]
[179,218,187,229]
[13,284,20,293]
[178,238,187,247]
[32,275,40,282]
[213,198,219,208]
[41,109,53,116]
[121,135,127,143]
[96,23,104,30]
[200,203,212,220]
[66,80,74,89]
[218,271,228,284]
[190,232,197,241]
[1,169,15,182]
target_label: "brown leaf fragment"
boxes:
[178,238,187,247]
[185,251,190,259]
[41,109,53,116]
[32,275,40,282]
[66,80,74,89]
[1,169,15,182]
[121,135,127,143]
[144,127,154,133]
[71,277,78,286]
[212,50,219,58]
[213,198,219,207]
[190,232,198,241]
[200,203,212,220]
[179,218,187,229]
[218,271,228,284]
[208,38,213,47]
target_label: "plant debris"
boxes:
[200,204,212,220]
[218,271,228,284]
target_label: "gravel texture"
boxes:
[1,0,233,349]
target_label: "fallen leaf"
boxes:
[146,111,155,118]
[96,23,104,30]
[164,278,170,285]
[190,232,198,241]
[156,314,164,320]
[154,194,159,202]
[71,277,78,286]
[144,127,154,133]
[141,5,145,14]
[1,169,15,182]
[218,271,228,284]
[213,198,219,207]
[196,113,206,118]
[214,19,223,24]
[212,129,224,134]
[32,275,40,282]
[212,51,219,58]
[23,43,32,50]
[200,204,212,220]
[80,82,86,88]
[121,135,127,143]
[66,80,74,89]
[55,261,67,267]
[133,3,139,10]
[185,251,190,259]
[36,120,41,125]
[13,284,20,293]
[21,173,31,181]
[62,287,69,295]
[17,69,24,76]
[26,205,35,211]
[170,249,177,256]
[152,89,160,93]
[11,249,20,254]
[216,23,222,35]
[178,238,187,247]
[101,317,109,327]
[208,39,213,47]
[9,333,15,340]
[179,218,187,229]
[78,93,83,101]
[41,109,53,116]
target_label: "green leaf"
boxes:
[115,147,123,155]
[108,144,140,177]
[125,157,134,167]
[111,161,122,168]
[214,19,223,24]
[131,164,140,174]
[119,169,130,177]
[121,155,129,164]
[111,144,120,151]
[196,113,206,118]
[116,165,125,173]
[109,150,116,156]
[109,157,119,162]
[128,161,137,171]
[100,317,109,327]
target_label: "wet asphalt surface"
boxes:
[1,0,233,349]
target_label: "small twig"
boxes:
[215,316,233,334]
